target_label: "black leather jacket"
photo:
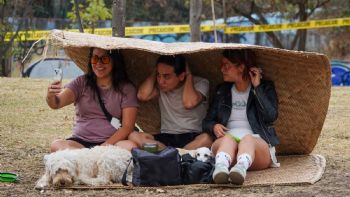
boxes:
[202,80,280,146]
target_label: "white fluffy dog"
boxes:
[35,146,133,189]
[194,147,213,162]
[177,147,213,162]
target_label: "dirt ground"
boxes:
[0,78,349,197]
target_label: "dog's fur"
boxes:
[35,146,133,189]
[194,147,213,162]
[177,147,213,162]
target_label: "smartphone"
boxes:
[53,68,63,82]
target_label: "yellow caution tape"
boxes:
[225,17,350,33]
[4,17,350,41]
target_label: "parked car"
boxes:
[331,60,350,86]
[23,58,84,79]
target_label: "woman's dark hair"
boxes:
[223,49,257,80]
[156,55,186,76]
[85,48,130,96]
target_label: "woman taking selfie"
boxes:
[46,48,138,152]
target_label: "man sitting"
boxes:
[128,55,212,150]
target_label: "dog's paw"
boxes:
[35,178,49,190]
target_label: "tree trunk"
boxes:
[53,0,61,18]
[255,32,261,45]
[112,0,126,37]
[210,0,217,42]
[74,0,84,33]
[297,1,307,51]
[190,0,202,42]
[222,0,227,43]
[1,0,20,76]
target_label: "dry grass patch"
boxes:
[0,78,349,196]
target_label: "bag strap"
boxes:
[121,158,132,186]
[96,88,113,122]
[96,88,142,132]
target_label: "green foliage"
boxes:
[67,0,112,32]
[126,0,190,23]
[342,5,350,17]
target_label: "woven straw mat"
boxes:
[50,30,331,155]
[60,154,325,189]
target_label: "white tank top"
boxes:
[226,84,252,130]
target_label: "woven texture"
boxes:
[62,154,326,189]
[50,30,331,155]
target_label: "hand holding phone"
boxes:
[53,68,63,82]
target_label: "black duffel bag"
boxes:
[128,146,182,186]
[181,153,214,184]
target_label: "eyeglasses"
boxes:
[91,55,111,64]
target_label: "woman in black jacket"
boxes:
[202,49,279,185]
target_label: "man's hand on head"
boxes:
[185,63,192,76]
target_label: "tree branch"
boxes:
[291,30,301,49]
[74,0,84,33]
[233,1,284,48]
[308,0,330,17]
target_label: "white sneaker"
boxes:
[229,165,246,185]
[212,164,229,184]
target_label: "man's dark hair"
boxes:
[156,55,186,76]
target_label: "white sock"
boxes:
[215,152,232,168]
[236,153,252,170]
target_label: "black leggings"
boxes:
[66,137,103,148]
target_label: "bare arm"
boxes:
[137,70,159,101]
[103,107,138,145]
[46,80,75,109]
[182,66,204,109]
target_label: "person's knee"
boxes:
[212,136,227,147]
[221,135,235,144]
[239,135,256,150]
[211,138,222,153]
[116,140,138,151]
[128,132,141,141]
[198,133,213,147]
[128,132,152,147]
[240,134,255,144]
[221,135,238,148]
[201,133,213,142]
[50,139,65,153]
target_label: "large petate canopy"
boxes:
[51,30,331,155]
